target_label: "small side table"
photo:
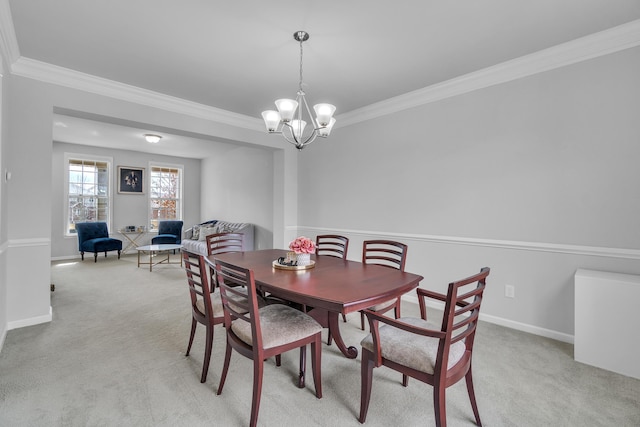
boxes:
[119,230,146,254]
[136,244,183,272]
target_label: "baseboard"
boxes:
[50,254,82,262]
[402,295,574,344]
[7,306,53,331]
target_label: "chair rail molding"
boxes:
[8,237,51,249]
[295,226,640,260]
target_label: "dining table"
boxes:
[206,249,423,359]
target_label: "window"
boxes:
[149,164,182,231]
[66,155,111,235]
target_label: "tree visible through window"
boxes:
[149,165,182,231]
[67,158,110,234]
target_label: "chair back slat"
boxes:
[315,235,349,259]
[362,240,407,271]
[450,312,480,344]
[206,232,244,287]
[206,233,244,256]
[453,299,481,318]
[182,251,214,316]
[215,259,262,348]
[437,267,490,367]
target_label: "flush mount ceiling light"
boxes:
[261,31,336,151]
[144,134,162,143]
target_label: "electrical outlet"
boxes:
[505,284,515,298]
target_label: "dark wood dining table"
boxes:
[206,249,423,359]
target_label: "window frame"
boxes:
[148,162,183,232]
[64,153,114,237]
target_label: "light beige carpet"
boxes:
[1,254,639,426]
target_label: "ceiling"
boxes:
[7,0,640,157]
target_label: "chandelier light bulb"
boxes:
[274,99,298,122]
[313,104,336,127]
[316,117,336,137]
[262,110,281,132]
[291,119,307,140]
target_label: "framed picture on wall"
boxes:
[118,166,144,194]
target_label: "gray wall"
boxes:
[297,46,640,339]
[200,145,275,250]
[51,142,202,258]
[1,30,639,347]
[0,72,295,333]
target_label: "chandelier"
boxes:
[261,31,336,150]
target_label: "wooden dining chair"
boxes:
[182,250,225,383]
[206,232,244,256]
[206,232,244,287]
[315,234,350,341]
[215,258,323,427]
[359,267,490,427]
[360,240,408,330]
[315,234,349,259]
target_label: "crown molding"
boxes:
[10,57,263,132]
[337,19,640,127]
[3,8,639,131]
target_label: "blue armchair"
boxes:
[152,220,184,246]
[75,222,122,262]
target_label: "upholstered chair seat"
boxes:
[231,304,323,349]
[361,317,466,374]
[194,288,251,319]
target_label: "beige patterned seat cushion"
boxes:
[360,317,466,374]
[195,292,225,318]
[231,304,322,349]
[195,287,250,318]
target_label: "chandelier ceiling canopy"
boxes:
[261,31,336,150]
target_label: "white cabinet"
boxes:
[574,269,640,380]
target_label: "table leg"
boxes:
[149,250,153,272]
[307,308,358,359]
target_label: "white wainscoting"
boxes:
[294,225,640,344]
[6,238,52,330]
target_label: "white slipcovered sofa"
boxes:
[181,220,254,256]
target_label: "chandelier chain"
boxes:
[298,37,304,92]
